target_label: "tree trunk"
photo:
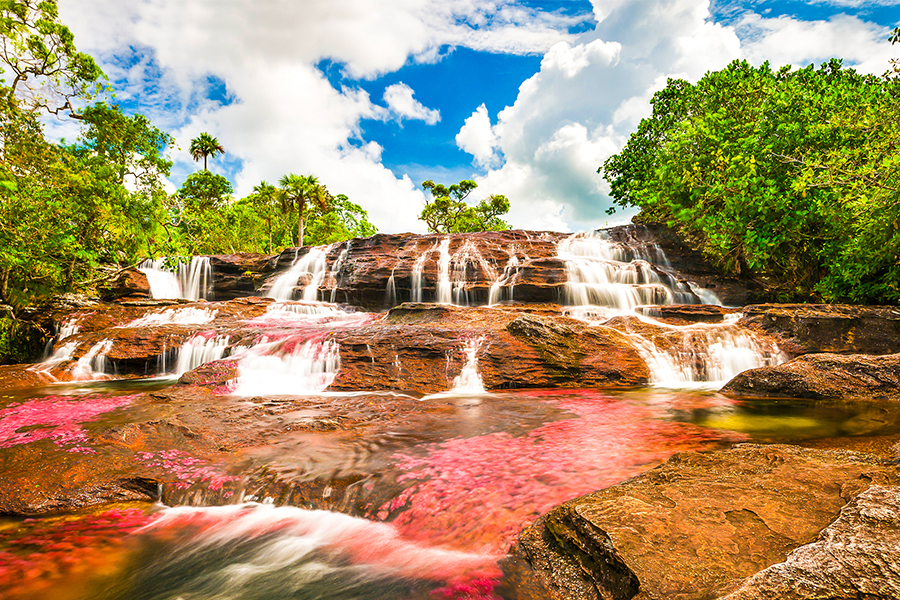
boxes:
[0,265,10,305]
[298,199,305,247]
[203,154,208,171]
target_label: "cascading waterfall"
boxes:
[171,335,231,377]
[232,337,341,396]
[558,230,702,310]
[451,337,486,393]
[488,254,521,305]
[139,257,212,300]
[268,247,331,302]
[436,238,452,304]
[57,319,81,340]
[329,246,349,303]
[385,267,398,307]
[70,339,113,381]
[411,243,436,302]
[124,307,219,328]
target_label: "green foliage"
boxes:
[419,179,511,234]
[0,0,107,115]
[189,131,224,171]
[305,194,377,245]
[602,59,900,304]
[0,315,44,364]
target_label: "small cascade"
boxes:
[124,307,219,328]
[329,246,349,303]
[488,254,521,305]
[435,238,452,304]
[411,242,437,302]
[268,247,330,302]
[29,340,79,380]
[57,319,81,340]
[178,256,212,301]
[139,256,212,300]
[385,267,398,307]
[633,325,787,388]
[172,335,231,376]
[559,230,714,310]
[70,339,113,381]
[233,337,341,396]
[139,260,182,299]
[451,337,486,393]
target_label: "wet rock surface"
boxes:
[719,484,900,600]
[741,304,900,355]
[513,444,900,600]
[721,353,900,400]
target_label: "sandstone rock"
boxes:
[721,353,900,400]
[741,304,900,355]
[513,444,900,600]
[208,253,275,301]
[719,484,900,600]
[637,304,739,325]
[328,304,650,393]
[99,269,151,300]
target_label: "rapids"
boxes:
[4,227,880,600]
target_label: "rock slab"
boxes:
[721,352,900,400]
[513,444,900,600]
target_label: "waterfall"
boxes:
[436,238,452,304]
[488,255,521,305]
[451,338,486,393]
[268,247,330,302]
[29,340,79,381]
[57,319,81,340]
[232,337,341,396]
[70,339,113,381]
[124,307,219,328]
[411,242,436,302]
[172,335,231,376]
[558,230,714,310]
[630,324,787,388]
[139,257,212,300]
[329,246,349,303]
[385,268,398,307]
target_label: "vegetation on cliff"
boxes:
[602,58,900,304]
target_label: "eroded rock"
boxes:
[719,484,900,600]
[721,353,900,400]
[512,444,900,600]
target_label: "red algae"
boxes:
[381,391,745,553]
[0,395,136,453]
[134,449,240,490]
[0,507,157,598]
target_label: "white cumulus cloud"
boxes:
[383,83,440,125]
[456,104,500,167]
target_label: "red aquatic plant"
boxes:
[0,394,136,454]
[135,449,240,490]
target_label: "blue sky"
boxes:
[58,0,899,234]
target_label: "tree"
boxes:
[419,179,510,234]
[175,170,233,211]
[304,194,377,245]
[0,0,106,116]
[189,132,225,171]
[601,59,900,303]
[279,173,328,246]
[249,181,278,253]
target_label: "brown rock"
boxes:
[718,484,900,600]
[721,353,900,400]
[637,304,740,325]
[99,269,152,300]
[512,444,900,600]
[741,304,900,355]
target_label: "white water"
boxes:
[558,230,710,310]
[436,238,452,304]
[124,307,219,328]
[57,319,81,340]
[451,337,486,393]
[173,335,231,376]
[139,257,212,300]
[329,246,349,303]
[488,254,521,305]
[29,340,79,381]
[268,247,330,302]
[233,337,341,396]
[132,503,499,598]
[70,339,113,381]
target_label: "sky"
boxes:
[56,0,899,234]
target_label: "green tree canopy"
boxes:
[419,179,510,234]
[189,132,225,171]
[279,173,328,246]
[602,58,900,303]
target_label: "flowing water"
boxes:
[0,228,854,600]
[139,257,212,301]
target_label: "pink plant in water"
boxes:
[135,449,240,490]
[380,391,744,553]
[0,508,157,594]
[0,394,136,454]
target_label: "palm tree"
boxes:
[251,181,278,253]
[190,132,225,171]
[278,173,330,246]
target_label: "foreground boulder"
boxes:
[513,444,900,600]
[720,484,900,600]
[721,353,900,400]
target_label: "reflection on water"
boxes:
[4,387,900,600]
